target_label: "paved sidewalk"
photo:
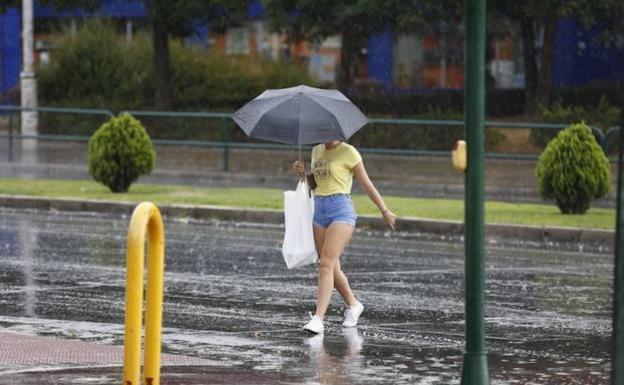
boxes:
[0,332,211,369]
[0,332,296,385]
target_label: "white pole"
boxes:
[126,19,133,43]
[20,0,38,159]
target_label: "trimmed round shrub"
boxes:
[536,122,611,214]
[88,114,155,193]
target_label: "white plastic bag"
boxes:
[282,180,318,269]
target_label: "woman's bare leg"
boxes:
[333,259,358,306]
[315,223,354,318]
[313,224,325,254]
[314,224,357,306]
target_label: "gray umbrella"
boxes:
[232,85,368,146]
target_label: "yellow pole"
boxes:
[123,202,165,385]
[144,211,165,385]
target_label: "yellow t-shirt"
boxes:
[311,142,362,196]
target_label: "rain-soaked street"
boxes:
[0,207,613,384]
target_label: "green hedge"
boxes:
[349,107,504,151]
[37,22,314,137]
[349,88,525,118]
[38,22,146,112]
[558,82,623,109]
[530,96,621,150]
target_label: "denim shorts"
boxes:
[313,194,357,228]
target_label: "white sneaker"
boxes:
[303,313,324,334]
[342,301,364,327]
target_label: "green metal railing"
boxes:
[121,110,234,171]
[367,118,613,160]
[1,105,621,170]
[0,106,114,162]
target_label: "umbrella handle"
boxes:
[298,146,303,182]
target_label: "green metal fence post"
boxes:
[7,112,14,162]
[613,102,624,384]
[604,126,621,156]
[222,117,230,172]
[461,0,489,383]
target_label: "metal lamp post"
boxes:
[20,0,38,155]
[612,86,624,384]
[460,0,489,383]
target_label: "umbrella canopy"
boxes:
[232,85,368,146]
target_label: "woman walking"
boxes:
[293,140,397,334]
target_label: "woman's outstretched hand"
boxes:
[292,160,305,178]
[382,210,397,230]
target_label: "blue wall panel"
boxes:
[1,8,20,97]
[35,0,145,18]
[366,29,393,88]
[554,17,624,87]
[553,18,577,87]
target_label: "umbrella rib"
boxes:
[297,95,304,146]
[232,94,294,134]
[305,94,368,139]
[246,95,299,144]
[306,97,350,141]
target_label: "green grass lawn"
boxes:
[0,178,615,230]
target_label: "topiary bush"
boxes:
[536,122,611,214]
[88,113,155,193]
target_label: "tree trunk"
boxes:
[537,11,557,108]
[152,7,171,109]
[521,19,538,115]
[337,31,357,91]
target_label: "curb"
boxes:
[0,195,614,252]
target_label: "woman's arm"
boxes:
[353,161,397,230]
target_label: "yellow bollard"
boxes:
[123,202,165,385]
[452,140,468,172]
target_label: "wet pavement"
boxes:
[0,207,613,384]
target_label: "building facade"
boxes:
[1,0,622,103]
